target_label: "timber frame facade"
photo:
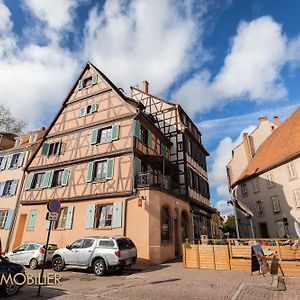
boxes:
[10,63,214,264]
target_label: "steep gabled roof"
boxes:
[235,105,300,186]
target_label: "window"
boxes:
[266,173,275,188]
[0,156,4,169]
[9,153,23,168]
[94,204,113,228]
[241,183,248,197]
[255,201,264,216]
[78,74,97,90]
[189,169,194,189]
[98,127,112,144]
[52,170,64,187]
[70,239,83,249]
[187,139,192,155]
[271,196,281,213]
[27,244,39,251]
[252,178,260,193]
[0,210,8,228]
[161,206,171,242]
[32,173,45,189]
[178,142,183,151]
[29,134,37,144]
[82,239,95,248]
[83,76,92,88]
[48,142,61,156]
[140,126,148,145]
[55,207,68,229]
[98,240,115,248]
[2,180,14,196]
[293,190,300,207]
[94,161,108,180]
[275,220,287,238]
[287,162,297,180]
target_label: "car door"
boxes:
[76,239,95,266]
[63,239,83,265]
[25,243,39,265]
[9,244,28,263]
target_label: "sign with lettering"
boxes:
[46,212,59,221]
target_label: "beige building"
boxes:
[227,112,300,238]
[10,62,214,264]
[0,128,45,251]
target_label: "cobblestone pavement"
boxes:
[3,261,300,299]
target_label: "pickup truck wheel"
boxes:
[52,256,64,272]
[29,258,38,270]
[93,259,106,276]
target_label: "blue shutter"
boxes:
[133,120,140,138]
[10,180,19,195]
[78,79,83,90]
[106,159,114,180]
[25,174,34,190]
[4,209,14,229]
[27,210,37,230]
[112,202,123,229]
[111,125,119,140]
[61,168,70,186]
[87,162,94,183]
[91,129,98,145]
[17,152,26,167]
[0,182,5,196]
[65,206,74,230]
[85,204,96,229]
[91,74,98,85]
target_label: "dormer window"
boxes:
[78,74,98,90]
[15,139,21,147]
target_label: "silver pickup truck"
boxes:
[52,236,137,276]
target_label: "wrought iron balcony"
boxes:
[135,172,171,190]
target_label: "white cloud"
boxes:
[0,0,12,32]
[173,16,300,116]
[215,200,233,216]
[83,0,209,94]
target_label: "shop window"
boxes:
[161,206,171,242]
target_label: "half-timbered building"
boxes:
[10,62,213,263]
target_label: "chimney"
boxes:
[243,133,253,162]
[143,80,149,93]
[273,116,280,126]
[258,116,268,123]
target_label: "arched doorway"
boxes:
[181,210,189,242]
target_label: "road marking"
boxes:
[231,283,245,300]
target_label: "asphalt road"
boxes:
[3,261,300,299]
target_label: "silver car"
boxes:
[5,243,58,269]
[52,236,137,276]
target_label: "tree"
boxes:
[223,215,237,238]
[0,104,26,135]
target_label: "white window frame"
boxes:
[293,190,300,208]
[266,173,275,188]
[241,183,248,197]
[252,178,260,193]
[287,162,297,180]
[271,196,281,213]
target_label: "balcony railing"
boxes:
[135,172,171,190]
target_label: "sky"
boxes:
[1,0,300,215]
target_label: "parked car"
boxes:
[52,236,137,276]
[0,255,25,297]
[5,243,58,269]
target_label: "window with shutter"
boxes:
[0,210,8,228]
[94,204,113,228]
[41,143,49,156]
[79,107,86,117]
[293,190,300,207]
[61,168,70,186]
[271,196,280,213]
[111,124,119,140]
[48,141,61,156]
[27,210,37,230]
[4,209,14,229]
[112,202,123,228]
[65,206,74,229]
[25,174,34,190]
[133,120,141,138]
[106,159,114,179]
[147,132,152,147]
[287,162,297,180]
[87,162,94,182]
[92,74,98,85]
[78,79,84,90]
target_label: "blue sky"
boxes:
[1,0,300,215]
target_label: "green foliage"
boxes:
[223,215,236,237]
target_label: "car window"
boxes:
[126,238,136,249]
[116,238,130,250]
[70,239,83,249]
[98,240,115,248]
[15,244,28,252]
[82,239,95,248]
[27,244,39,251]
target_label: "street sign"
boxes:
[47,199,61,213]
[46,212,59,221]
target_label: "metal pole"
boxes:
[37,220,52,297]
[232,197,240,239]
[249,217,255,238]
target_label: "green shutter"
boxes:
[112,202,123,228]
[91,74,98,85]
[91,103,97,113]
[133,120,140,138]
[87,162,94,183]
[85,204,96,229]
[42,171,50,188]
[27,210,37,230]
[106,159,114,180]
[25,174,34,190]
[148,132,152,147]
[91,129,98,145]
[111,124,119,140]
[79,107,85,117]
[78,79,83,90]
[135,158,141,175]
[65,206,74,230]
[48,171,54,187]
[41,143,49,156]
[61,168,70,186]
